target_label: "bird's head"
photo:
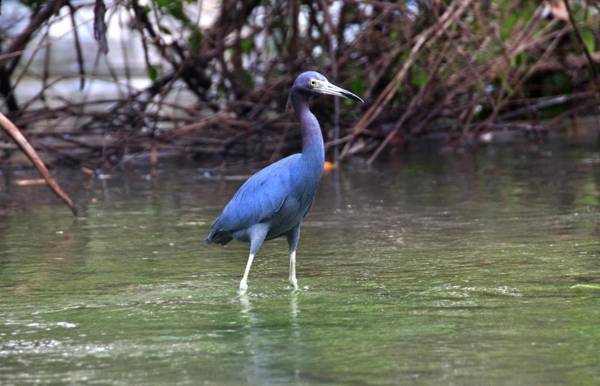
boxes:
[291,71,364,103]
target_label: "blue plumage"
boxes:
[208,155,316,243]
[206,71,363,291]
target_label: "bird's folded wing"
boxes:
[210,160,294,233]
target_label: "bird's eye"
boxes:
[309,80,317,88]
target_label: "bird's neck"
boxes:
[292,93,325,168]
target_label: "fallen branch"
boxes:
[0,112,78,216]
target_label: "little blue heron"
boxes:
[206,71,363,291]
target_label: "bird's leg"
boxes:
[239,253,254,292]
[289,250,297,289]
[286,224,301,290]
[239,223,269,292]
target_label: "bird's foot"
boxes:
[289,278,298,291]
[239,279,248,293]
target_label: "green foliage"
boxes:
[410,65,429,88]
[581,29,596,54]
[153,0,190,25]
[514,52,528,67]
[501,12,518,41]
[500,1,537,42]
[147,64,158,82]
[20,0,46,9]
[159,25,172,35]
[188,30,203,52]
[239,38,253,55]
[237,69,254,89]
[350,77,366,96]
[542,72,572,96]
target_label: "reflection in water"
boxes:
[288,292,301,384]
[99,174,111,202]
[238,291,302,384]
[238,290,299,324]
[238,292,260,384]
[289,291,298,322]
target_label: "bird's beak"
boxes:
[318,81,364,103]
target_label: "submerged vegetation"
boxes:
[0,0,599,169]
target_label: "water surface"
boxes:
[1,144,600,385]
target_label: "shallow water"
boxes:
[1,144,600,385]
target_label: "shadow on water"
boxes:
[1,143,600,384]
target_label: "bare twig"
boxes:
[340,0,474,160]
[0,112,78,215]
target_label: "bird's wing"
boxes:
[210,155,299,234]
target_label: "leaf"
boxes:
[236,69,254,89]
[542,72,572,96]
[147,64,158,82]
[350,77,366,95]
[515,52,528,67]
[240,38,253,55]
[155,0,189,24]
[21,0,46,9]
[410,65,429,88]
[582,29,596,54]
[159,25,172,35]
[189,30,203,52]
[501,13,517,41]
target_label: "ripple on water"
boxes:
[2,146,600,385]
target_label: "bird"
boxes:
[206,71,363,291]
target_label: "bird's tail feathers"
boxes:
[206,227,233,245]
